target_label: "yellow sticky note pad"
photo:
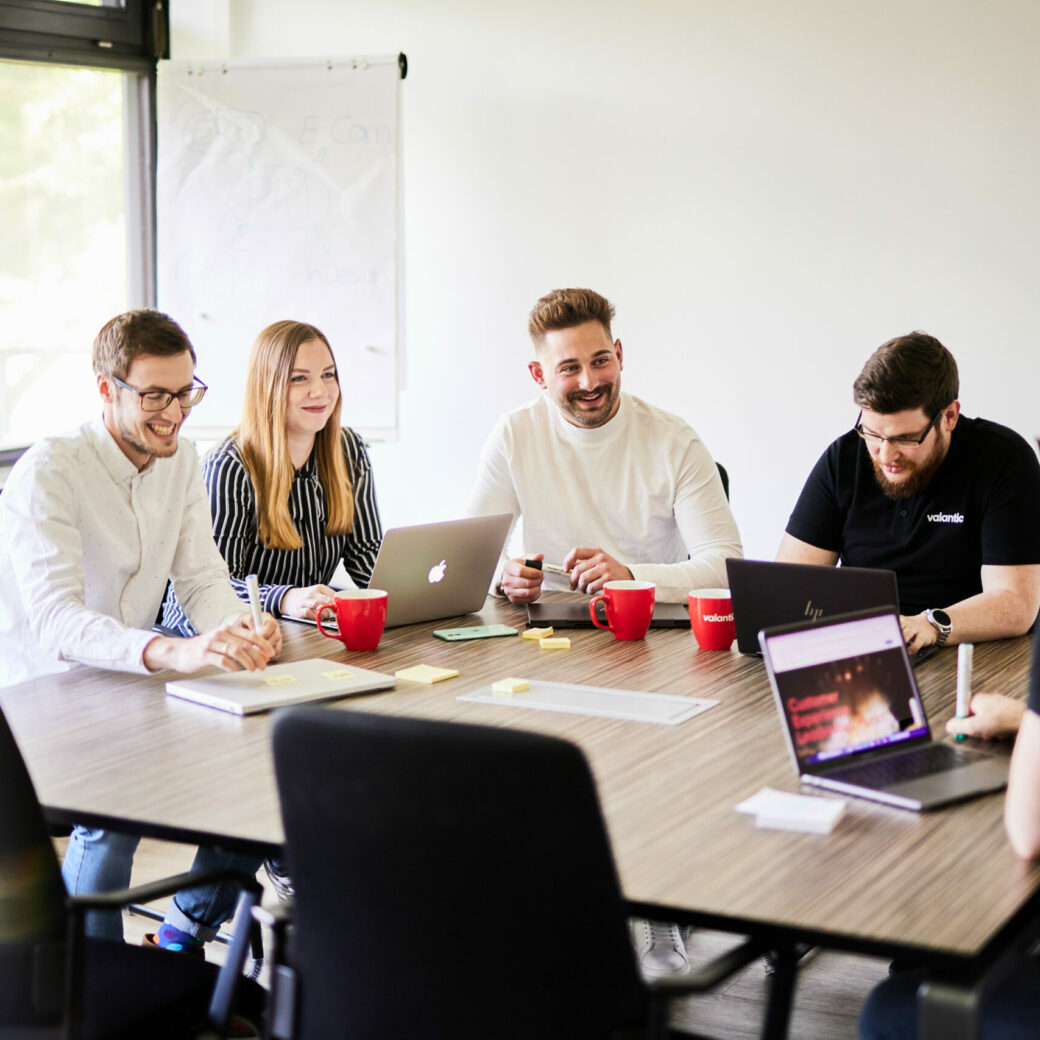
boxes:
[491,677,530,695]
[322,668,356,681]
[539,636,571,650]
[262,674,297,686]
[395,664,460,684]
[522,627,554,640]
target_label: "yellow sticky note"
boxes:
[522,626,554,640]
[492,677,530,695]
[322,668,356,681]
[395,664,460,684]
[539,636,571,650]
[262,674,297,686]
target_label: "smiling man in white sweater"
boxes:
[467,287,742,978]
[467,287,742,606]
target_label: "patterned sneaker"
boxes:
[263,857,295,903]
[630,918,690,978]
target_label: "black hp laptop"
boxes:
[727,559,900,655]
[759,607,1008,811]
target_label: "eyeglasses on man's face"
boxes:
[111,375,208,412]
[854,409,943,448]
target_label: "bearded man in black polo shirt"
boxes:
[777,331,1040,657]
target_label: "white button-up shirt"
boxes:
[0,418,245,687]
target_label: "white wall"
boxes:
[172,0,1040,560]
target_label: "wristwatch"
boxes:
[924,608,953,647]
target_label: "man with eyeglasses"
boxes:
[0,309,280,953]
[777,331,1040,655]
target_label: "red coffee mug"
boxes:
[688,588,735,650]
[316,589,388,652]
[589,580,656,641]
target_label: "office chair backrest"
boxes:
[0,705,69,1023]
[716,461,730,500]
[273,708,648,1040]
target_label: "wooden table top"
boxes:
[4,594,1038,963]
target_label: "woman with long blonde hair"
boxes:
[163,319,382,632]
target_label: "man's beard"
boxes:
[872,441,947,501]
[563,382,619,427]
[117,420,178,461]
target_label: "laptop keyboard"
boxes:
[824,743,987,789]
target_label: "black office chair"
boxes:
[266,707,768,1040]
[0,704,264,1040]
[716,462,729,501]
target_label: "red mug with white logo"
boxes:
[688,588,735,650]
[589,580,656,641]
[316,589,388,651]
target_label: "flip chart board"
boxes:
[157,55,402,438]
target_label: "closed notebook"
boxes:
[165,658,395,715]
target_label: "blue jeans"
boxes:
[61,826,262,942]
[859,958,1040,1039]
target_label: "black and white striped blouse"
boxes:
[162,428,383,636]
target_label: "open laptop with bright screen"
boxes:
[759,607,1008,811]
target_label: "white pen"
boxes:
[956,642,974,741]
[245,573,264,633]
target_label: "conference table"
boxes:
[3,594,1038,1039]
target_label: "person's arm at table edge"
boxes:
[946,692,1026,740]
[776,532,840,566]
[7,455,164,673]
[621,436,742,602]
[948,564,1040,643]
[1006,706,1040,859]
[947,605,1040,740]
[143,611,279,674]
[902,564,1040,652]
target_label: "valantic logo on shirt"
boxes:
[703,612,734,622]
[926,512,965,524]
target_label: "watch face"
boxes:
[931,609,953,628]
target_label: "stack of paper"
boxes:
[734,788,846,834]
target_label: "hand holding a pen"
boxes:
[143,612,281,674]
[946,692,1027,741]
[498,554,547,604]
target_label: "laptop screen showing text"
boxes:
[764,614,928,768]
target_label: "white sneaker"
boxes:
[263,858,295,903]
[630,918,690,978]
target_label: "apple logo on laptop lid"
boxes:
[428,559,447,584]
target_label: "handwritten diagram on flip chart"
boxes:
[157,56,402,437]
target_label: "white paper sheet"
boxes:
[458,680,717,725]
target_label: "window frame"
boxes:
[0,0,168,465]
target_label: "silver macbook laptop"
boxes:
[166,658,395,715]
[366,513,512,627]
[759,607,1008,811]
[728,559,901,655]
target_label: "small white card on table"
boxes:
[735,787,846,834]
